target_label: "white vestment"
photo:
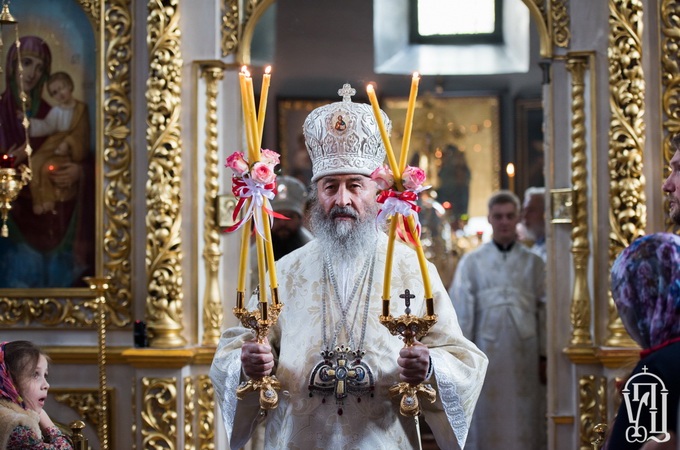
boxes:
[211,233,487,450]
[449,241,545,450]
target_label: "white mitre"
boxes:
[303,83,390,182]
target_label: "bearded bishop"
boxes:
[210,85,488,450]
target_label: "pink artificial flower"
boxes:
[370,164,395,190]
[402,165,426,191]
[250,162,276,184]
[226,152,249,177]
[260,149,280,167]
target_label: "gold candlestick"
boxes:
[379,290,438,416]
[0,4,33,238]
[0,167,30,237]
[232,297,283,410]
[83,276,111,450]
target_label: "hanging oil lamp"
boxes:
[0,0,33,237]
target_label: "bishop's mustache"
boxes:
[329,206,359,220]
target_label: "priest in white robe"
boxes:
[449,190,546,450]
[210,86,487,450]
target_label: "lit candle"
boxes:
[399,72,419,172]
[254,66,277,293]
[506,163,515,193]
[257,66,271,144]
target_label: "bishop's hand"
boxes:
[241,338,275,379]
[397,341,430,385]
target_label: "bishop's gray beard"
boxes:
[310,201,380,261]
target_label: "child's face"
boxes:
[48,79,73,105]
[17,354,50,413]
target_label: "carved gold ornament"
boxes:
[578,376,609,450]
[145,0,186,348]
[141,377,178,448]
[197,375,216,448]
[606,0,645,348]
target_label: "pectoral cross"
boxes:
[326,353,358,399]
[400,289,415,315]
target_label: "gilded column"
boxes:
[660,0,680,231]
[566,56,593,349]
[606,0,645,347]
[201,65,225,347]
[141,378,178,448]
[145,0,186,348]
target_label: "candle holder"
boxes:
[0,165,31,237]
[1,1,33,238]
[83,276,112,450]
[380,289,437,416]
[233,288,283,410]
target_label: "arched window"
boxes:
[410,0,503,44]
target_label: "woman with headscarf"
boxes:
[607,232,680,449]
[0,36,94,288]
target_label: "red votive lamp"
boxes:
[0,154,15,169]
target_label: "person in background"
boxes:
[268,175,313,260]
[521,186,546,262]
[663,134,680,226]
[0,340,73,449]
[606,233,680,450]
[449,189,546,450]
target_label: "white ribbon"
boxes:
[233,176,276,238]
